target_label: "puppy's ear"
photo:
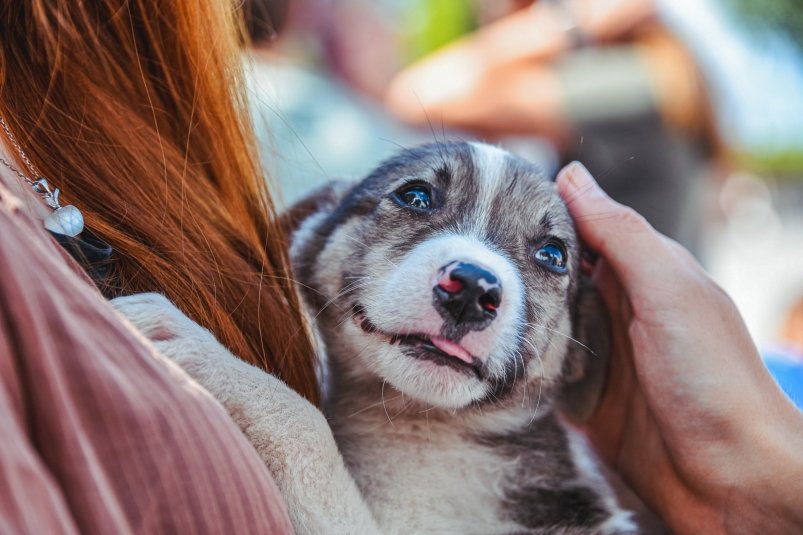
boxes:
[280,180,354,237]
[556,278,610,424]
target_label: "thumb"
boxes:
[556,161,679,292]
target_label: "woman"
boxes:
[0,0,315,531]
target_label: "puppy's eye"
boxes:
[533,240,568,273]
[395,184,432,210]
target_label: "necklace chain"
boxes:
[0,116,38,185]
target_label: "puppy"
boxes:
[287,141,635,534]
[113,141,635,534]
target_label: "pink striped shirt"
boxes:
[0,177,293,533]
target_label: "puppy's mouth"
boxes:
[353,304,482,379]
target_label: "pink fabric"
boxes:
[0,179,293,534]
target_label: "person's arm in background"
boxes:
[385,0,658,131]
[556,161,803,534]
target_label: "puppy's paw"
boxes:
[111,293,192,340]
[111,298,374,533]
[111,293,231,374]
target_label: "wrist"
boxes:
[737,402,803,532]
[703,396,803,534]
[660,392,803,534]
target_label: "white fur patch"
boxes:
[468,142,509,233]
[566,429,638,534]
[357,232,525,408]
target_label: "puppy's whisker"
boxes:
[341,233,398,267]
[391,394,415,420]
[334,311,360,329]
[348,393,406,419]
[514,349,528,409]
[524,322,597,357]
[330,298,389,341]
[311,279,374,320]
[381,380,396,427]
[521,338,544,426]
[513,351,527,407]
[425,406,432,446]
[378,137,410,152]
[254,274,329,300]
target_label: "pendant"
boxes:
[44,205,84,237]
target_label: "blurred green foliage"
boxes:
[721,0,803,49]
[400,0,475,62]
[733,149,803,180]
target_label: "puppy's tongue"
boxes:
[429,336,473,364]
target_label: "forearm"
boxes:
[661,397,803,534]
[470,0,658,64]
[468,4,579,66]
[574,0,658,44]
[385,0,659,127]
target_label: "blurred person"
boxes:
[385,0,722,249]
[278,0,479,99]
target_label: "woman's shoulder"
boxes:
[0,181,292,534]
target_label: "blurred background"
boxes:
[241,0,803,405]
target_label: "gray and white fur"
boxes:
[288,141,635,534]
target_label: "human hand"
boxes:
[556,162,803,534]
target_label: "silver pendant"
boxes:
[44,205,84,237]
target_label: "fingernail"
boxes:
[557,161,597,194]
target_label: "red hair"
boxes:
[0,0,319,403]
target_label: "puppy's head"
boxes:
[291,142,603,412]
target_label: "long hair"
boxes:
[0,0,319,404]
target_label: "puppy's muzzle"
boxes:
[433,261,501,331]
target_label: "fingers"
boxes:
[556,161,683,293]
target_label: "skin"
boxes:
[556,161,803,534]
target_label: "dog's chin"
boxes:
[374,343,490,409]
[348,312,489,408]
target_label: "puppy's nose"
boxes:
[434,261,502,326]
